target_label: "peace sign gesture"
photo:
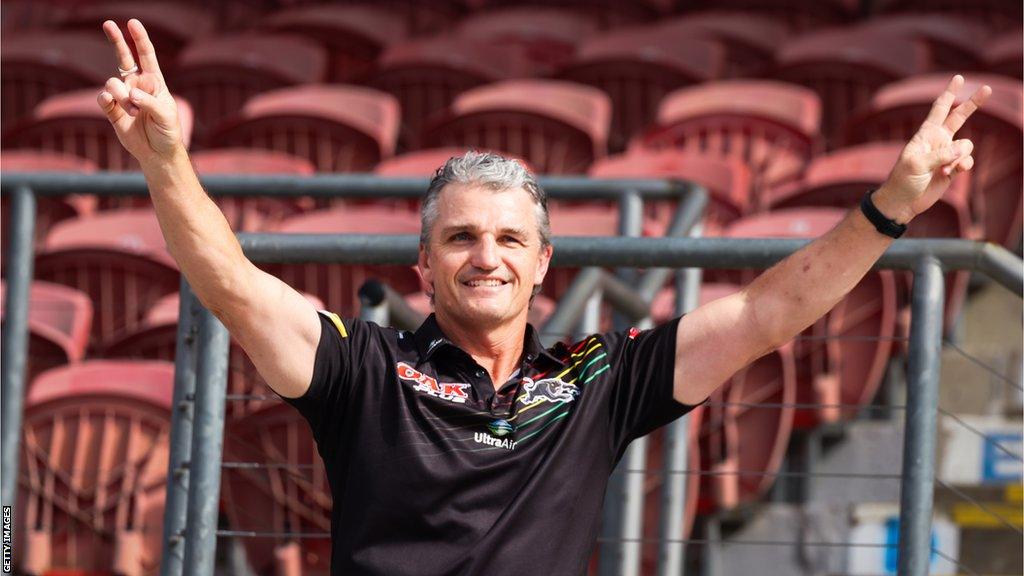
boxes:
[873,75,992,224]
[97,19,184,164]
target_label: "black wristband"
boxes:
[860,189,907,239]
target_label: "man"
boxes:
[98,19,989,575]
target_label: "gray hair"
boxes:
[420,150,551,249]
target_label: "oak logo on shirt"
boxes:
[520,376,579,404]
[396,362,470,404]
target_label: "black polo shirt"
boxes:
[280,311,699,575]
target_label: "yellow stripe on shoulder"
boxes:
[320,310,348,338]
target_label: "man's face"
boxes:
[418,182,553,328]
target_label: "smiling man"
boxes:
[97,18,990,576]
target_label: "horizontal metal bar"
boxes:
[0,171,691,199]
[238,234,1023,294]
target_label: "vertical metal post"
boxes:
[183,306,231,575]
[160,280,200,576]
[897,257,944,576]
[659,246,703,576]
[1,186,35,522]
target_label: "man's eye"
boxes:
[501,236,523,244]
[451,232,472,241]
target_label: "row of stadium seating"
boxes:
[4,72,1021,247]
[4,10,1021,150]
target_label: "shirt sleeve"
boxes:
[276,310,371,459]
[603,316,705,462]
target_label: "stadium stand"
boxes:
[207,84,400,173]
[633,80,822,200]
[191,148,316,231]
[873,0,1023,32]
[261,206,423,316]
[33,208,180,351]
[258,3,406,83]
[723,208,898,428]
[772,27,930,148]
[471,0,666,28]
[844,73,1024,250]
[453,6,598,74]
[15,361,174,576]
[680,0,860,30]
[421,79,612,174]
[558,26,727,152]
[0,150,98,245]
[589,149,753,234]
[2,88,195,174]
[57,1,217,67]
[1,32,112,126]
[0,280,92,383]
[173,33,328,143]
[368,36,540,150]
[851,13,987,72]
[656,12,790,78]
[985,28,1024,79]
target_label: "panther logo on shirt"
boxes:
[519,376,579,404]
[396,362,470,404]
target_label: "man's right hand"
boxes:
[98,19,185,165]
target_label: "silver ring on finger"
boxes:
[118,64,139,77]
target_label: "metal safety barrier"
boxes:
[2,171,1022,576]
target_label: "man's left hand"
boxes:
[872,74,992,225]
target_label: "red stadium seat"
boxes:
[680,0,859,30]
[633,80,821,199]
[773,28,930,149]
[208,84,399,173]
[764,141,976,335]
[1,32,111,126]
[656,12,790,78]
[873,0,1022,33]
[2,88,195,173]
[470,0,665,28]
[368,36,540,149]
[34,209,180,351]
[422,79,612,175]
[173,34,328,142]
[191,148,316,231]
[105,290,324,419]
[723,209,898,429]
[0,150,98,245]
[0,281,92,382]
[986,28,1023,80]
[589,150,753,234]
[454,7,599,74]
[15,361,174,576]
[58,2,216,66]
[852,14,987,72]
[263,206,423,316]
[558,26,726,152]
[221,400,331,575]
[259,3,407,82]
[844,73,1024,250]
[374,147,479,177]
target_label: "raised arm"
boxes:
[673,75,991,405]
[97,19,321,399]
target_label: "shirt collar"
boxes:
[413,314,566,367]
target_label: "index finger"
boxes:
[126,19,162,76]
[102,20,136,72]
[923,74,964,126]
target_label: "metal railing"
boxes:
[2,171,1021,576]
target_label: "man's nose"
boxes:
[471,236,500,269]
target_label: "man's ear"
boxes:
[417,243,433,292]
[535,243,553,285]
